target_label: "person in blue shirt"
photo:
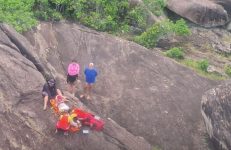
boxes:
[81,63,97,100]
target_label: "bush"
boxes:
[52,11,63,21]
[34,0,149,32]
[183,59,209,72]
[119,24,130,33]
[71,0,155,32]
[225,65,231,77]
[0,0,164,33]
[34,0,64,21]
[182,59,225,80]
[143,0,166,16]
[174,19,191,36]
[0,0,37,32]
[165,47,184,59]
[126,5,148,31]
[197,60,209,72]
[135,19,190,48]
[135,20,174,48]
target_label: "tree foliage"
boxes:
[0,0,37,32]
[135,20,174,48]
[174,19,191,36]
[33,0,63,21]
[0,0,150,32]
[0,0,190,48]
[65,0,149,32]
[143,0,166,16]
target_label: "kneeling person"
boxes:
[42,77,62,110]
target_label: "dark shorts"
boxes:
[67,74,78,84]
[42,91,56,100]
[42,91,48,97]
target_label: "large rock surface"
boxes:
[157,26,231,54]
[0,23,152,150]
[167,0,231,27]
[0,21,222,150]
[18,22,219,150]
[202,82,231,150]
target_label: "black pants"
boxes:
[67,74,78,84]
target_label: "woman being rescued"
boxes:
[56,95,70,113]
[55,106,82,135]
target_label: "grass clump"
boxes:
[197,59,209,72]
[165,47,184,59]
[181,59,225,80]
[224,65,231,77]
[182,59,208,72]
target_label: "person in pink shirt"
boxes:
[67,60,80,94]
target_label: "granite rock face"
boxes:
[202,82,231,150]
[167,0,231,27]
[0,21,220,150]
[0,23,152,150]
[22,22,218,150]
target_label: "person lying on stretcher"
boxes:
[55,95,70,112]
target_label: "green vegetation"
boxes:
[143,0,166,16]
[165,47,184,59]
[197,59,209,72]
[224,65,231,77]
[67,0,130,32]
[174,19,191,36]
[2,0,223,82]
[0,0,150,33]
[33,0,63,21]
[0,0,188,40]
[163,45,227,80]
[0,0,37,32]
[181,59,225,80]
[135,20,173,48]
[163,46,226,80]
[126,5,148,32]
[135,19,190,48]
[181,59,208,72]
[153,146,161,150]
